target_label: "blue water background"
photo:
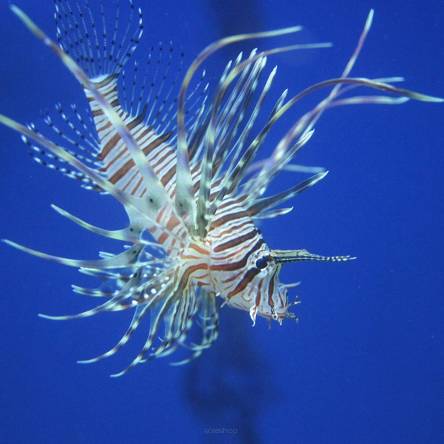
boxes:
[0,1,442,443]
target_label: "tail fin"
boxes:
[53,1,144,156]
[53,0,143,81]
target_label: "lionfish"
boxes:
[0,1,441,377]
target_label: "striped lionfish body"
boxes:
[0,1,441,377]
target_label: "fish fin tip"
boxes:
[77,359,94,365]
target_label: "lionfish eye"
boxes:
[255,256,269,270]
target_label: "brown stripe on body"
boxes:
[93,74,118,88]
[87,85,118,103]
[128,106,148,130]
[106,132,172,184]
[267,269,278,312]
[156,206,167,224]
[160,164,176,187]
[99,110,148,157]
[227,268,261,299]
[211,236,259,261]
[151,148,174,172]
[100,145,128,172]
[210,210,250,230]
[216,221,250,238]
[255,281,263,307]
[213,228,258,253]
[97,108,149,161]
[109,158,135,184]
[166,214,181,232]
[99,132,121,160]
[130,176,143,195]
[142,132,172,156]
[158,233,168,244]
[97,120,112,134]
[110,98,120,108]
[122,171,139,193]
[210,239,264,271]
[92,108,105,117]
[134,126,152,143]
[216,194,248,211]
[181,263,208,285]
[189,242,210,256]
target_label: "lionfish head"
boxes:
[211,232,355,325]
[219,241,290,326]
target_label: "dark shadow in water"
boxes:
[202,0,264,57]
[205,0,264,35]
[184,310,274,444]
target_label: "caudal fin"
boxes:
[54,0,143,81]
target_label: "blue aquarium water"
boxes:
[0,1,442,443]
